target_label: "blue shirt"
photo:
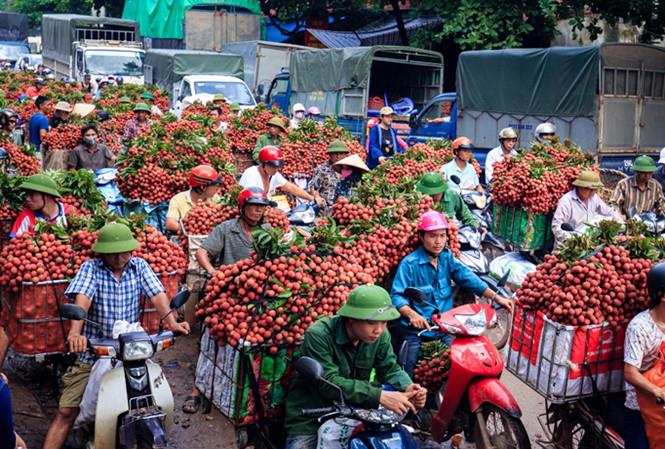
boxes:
[28,112,49,147]
[390,246,487,332]
[441,159,479,190]
[367,125,403,169]
[65,257,165,364]
[0,380,15,449]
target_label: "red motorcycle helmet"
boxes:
[258,146,284,167]
[238,187,271,210]
[189,165,220,188]
[452,137,473,153]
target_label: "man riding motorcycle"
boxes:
[610,155,665,219]
[284,285,427,449]
[42,223,190,449]
[416,172,479,229]
[534,122,557,143]
[441,137,484,193]
[390,211,513,376]
[485,127,518,184]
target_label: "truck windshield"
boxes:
[194,81,255,106]
[0,44,29,62]
[85,50,144,76]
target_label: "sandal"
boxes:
[182,394,202,414]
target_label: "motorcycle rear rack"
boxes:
[127,394,161,416]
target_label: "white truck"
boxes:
[144,49,256,117]
[42,14,144,84]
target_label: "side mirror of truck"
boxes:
[257,84,265,96]
[409,111,420,130]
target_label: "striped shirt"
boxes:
[65,257,165,364]
[610,177,665,217]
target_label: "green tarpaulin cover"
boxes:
[290,45,442,93]
[456,46,600,117]
[122,0,261,39]
[145,50,244,87]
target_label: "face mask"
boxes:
[84,136,97,145]
[341,168,354,178]
[295,111,304,119]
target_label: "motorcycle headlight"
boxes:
[122,340,154,361]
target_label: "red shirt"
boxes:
[10,202,78,238]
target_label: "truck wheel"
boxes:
[472,403,531,449]
[236,428,249,449]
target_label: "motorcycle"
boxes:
[94,168,125,215]
[402,287,531,448]
[626,208,665,237]
[294,356,419,449]
[58,290,190,449]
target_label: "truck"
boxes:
[222,40,308,98]
[42,14,144,84]
[0,12,29,66]
[143,49,256,117]
[263,45,443,138]
[185,9,260,52]
[406,44,665,171]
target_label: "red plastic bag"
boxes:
[636,341,665,449]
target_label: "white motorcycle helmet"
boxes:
[534,122,556,143]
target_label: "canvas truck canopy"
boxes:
[456,46,600,117]
[144,49,244,89]
[0,13,28,42]
[290,45,443,92]
[42,14,141,62]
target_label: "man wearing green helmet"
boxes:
[10,174,78,238]
[43,223,190,449]
[610,156,665,218]
[284,284,427,448]
[123,102,153,141]
[416,172,479,229]
[141,91,163,117]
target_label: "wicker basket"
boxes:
[599,168,628,189]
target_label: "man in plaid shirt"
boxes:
[42,223,190,449]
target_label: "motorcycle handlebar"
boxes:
[301,407,335,417]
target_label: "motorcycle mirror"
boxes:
[59,303,87,321]
[497,270,510,289]
[294,356,324,381]
[169,289,190,310]
[404,287,427,303]
[561,223,575,232]
[450,175,461,185]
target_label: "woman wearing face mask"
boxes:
[68,125,116,171]
[290,103,306,129]
[332,153,370,200]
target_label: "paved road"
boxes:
[9,334,547,449]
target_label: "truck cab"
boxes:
[406,93,458,145]
[173,74,256,117]
[73,43,145,84]
[264,69,290,113]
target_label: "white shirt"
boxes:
[551,189,622,248]
[624,310,665,410]
[485,145,517,184]
[239,165,287,198]
[441,159,479,190]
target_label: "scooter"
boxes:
[59,290,190,449]
[403,287,531,448]
[294,356,419,449]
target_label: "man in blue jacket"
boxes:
[367,106,404,169]
[390,211,513,376]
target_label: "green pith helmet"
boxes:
[633,156,657,173]
[118,96,132,104]
[229,102,240,111]
[213,93,226,102]
[19,174,61,198]
[326,140,350,154]
[572,170,603,189]
[133,102,151,113]
[92,223,139,254]
[337,285,400,321]
[140,91,155,101]
[267,116,286,131]
[416,172,448,195]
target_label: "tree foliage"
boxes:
[5,0,125,28]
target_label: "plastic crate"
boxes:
[492,204,553,250]
[0,280,71,356]
[506,303,625,403]
[195,329,299,426]
[140,272,181,334]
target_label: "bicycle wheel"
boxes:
[472,403,531,449]
[548,404,605,449]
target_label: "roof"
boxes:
[307,15,442,48]
[42,14,138,26]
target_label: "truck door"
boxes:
[406,96,457,145]
[75,49,84,80]
[265,76,290,114]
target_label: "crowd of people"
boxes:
[3,77,665,449]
